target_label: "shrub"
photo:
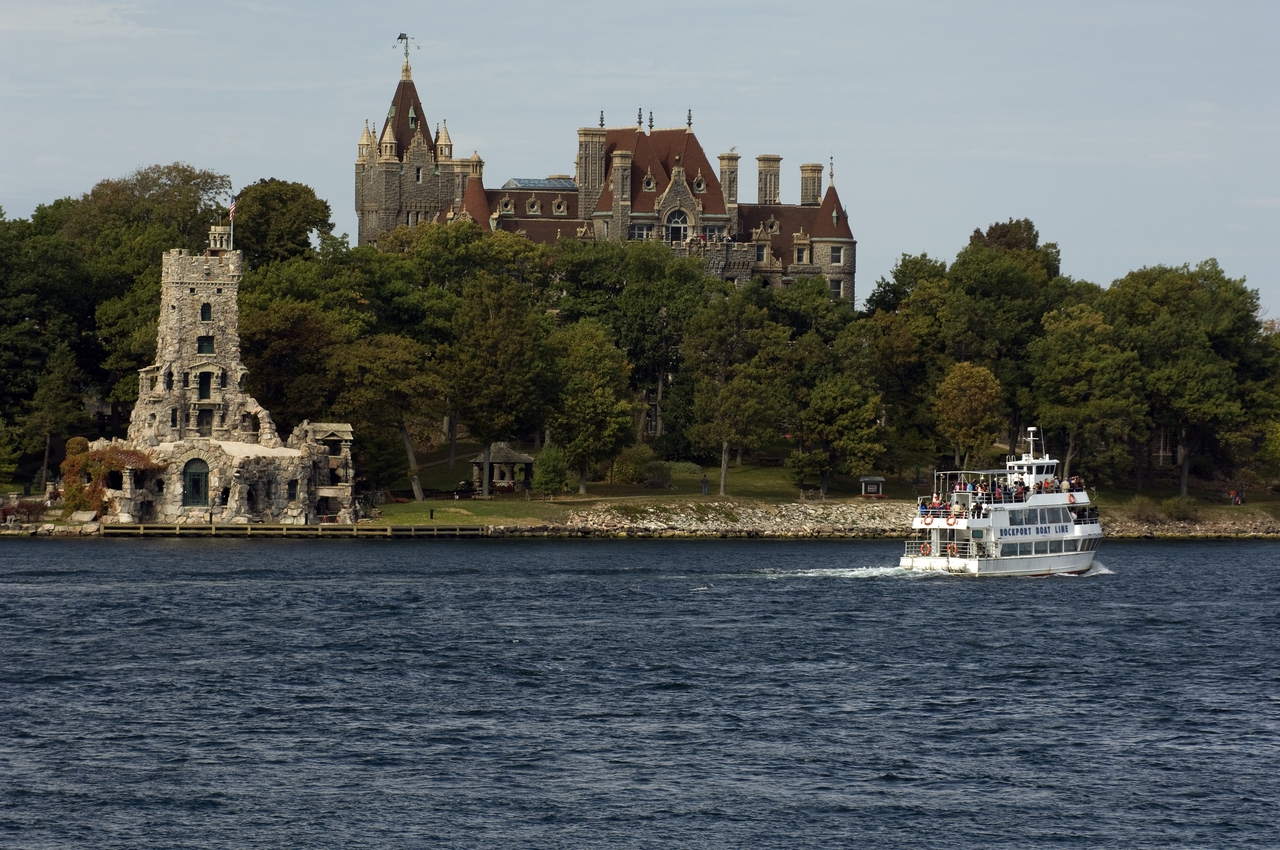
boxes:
[60,447,164,515]
[1161,497,1201,522]
[65,437,89,457]
[1126,495,1163,525]
[613,444,656,484]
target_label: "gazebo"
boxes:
[471,442,535,491]
[860,475,887,498]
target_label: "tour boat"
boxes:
[900,428,1103,577]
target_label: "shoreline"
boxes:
[3,498,1278,540]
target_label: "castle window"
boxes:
[665,210,688,243]
[408,107,416,129]
[219,370,226,388]
[701,225,724,240]
[628,223,653,241]
[200,303,212,321]
[831,246,844,264]
[693,177,706,193]
[149,376,158,391]
[182,459,209,507]
[165,371,173,390]
[197,335,215,354]
[642,175,656,192]
[198,372,212,400]
[755,244,767,263]
[170,409,177,427]
[183,372,190,388]
[796,248,807,264]
[526,198,541,215]
[552,199,567,216]
[189,287,196,294]
[829,279,843,299]
[416,167,422,183]
[287,479,298,501]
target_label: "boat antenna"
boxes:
[1026,426,1038,459]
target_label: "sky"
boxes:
[2,0,1278,313]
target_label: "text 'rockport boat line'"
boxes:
[900,427,1103,576]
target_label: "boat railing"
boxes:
[904,539,989,559]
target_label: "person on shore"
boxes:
[700,474,709,496]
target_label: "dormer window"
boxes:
[408,107,416,129]
[755,244,767,263]
[642,173,656,192]
[796,248,807,264]
[693,177,706,193]
[526,198,541,215]
[499,196,514,214]
[552,197,567,216]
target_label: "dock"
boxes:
[101,524,488,539]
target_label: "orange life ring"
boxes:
[946,542,958,556]
[1067,493,1077,504]
[919,542,931,556]
[946,515,957,526]
[923,515,934,526]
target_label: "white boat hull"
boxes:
[899,551,1094,577]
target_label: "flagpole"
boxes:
[229,192,235,250]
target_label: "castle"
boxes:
[355,54,857,300]
[90,226,356,525]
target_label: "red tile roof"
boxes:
[809,185,854,239]
[461,176,491,223]
[592,127,726,216]
[381,77,434,161]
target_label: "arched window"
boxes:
[666,210,688,243]
[200,303,212,322]
[182,459,209,507]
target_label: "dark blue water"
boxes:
[2,539,1277,848]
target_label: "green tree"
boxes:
[863,252,947,316]
[0,416,19,489]
[787,373,883,495]
[22,342,92,488]
[440,272,547,496]
[1028,304,1147,481]
[934,362,1003,468]
[531,443,568,497]
[327,334,441,499]
[546,320,639,494]
[231,178,334,269]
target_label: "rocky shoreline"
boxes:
[4,499,1279,539]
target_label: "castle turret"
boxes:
[357,123,373,162]
[437,120,453,161]
[378,122,398,162]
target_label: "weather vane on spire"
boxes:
[396,33,418,62]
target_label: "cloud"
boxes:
[0,1,165,38]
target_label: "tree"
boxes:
[545,320,638,494]
[531,443,568,497]
[863,252,947,316]
[440,272,548,496]
[1028,304,1146,482]
[21,342,91,488]
[231,178,334,269]
[787,373,883,495]
[934,362,1003,468]
[0,416,19,489]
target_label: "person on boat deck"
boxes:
[994,483,1003,502]
[930,493,942,515]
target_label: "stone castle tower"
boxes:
[130,226,280,446]
[92,226,357,526]
[354,54,476,245]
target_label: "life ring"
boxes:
[919,543,931,556]
[923,515,934,526]
[1067,493,1076,504]
[946,542,958,556]
[946,515,957,526]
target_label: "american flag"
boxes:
[228,198,236,220]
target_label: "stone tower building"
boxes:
[354,55,475,245]
[93,226,356,525]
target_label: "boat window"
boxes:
[1009,510,1024,527]
[1034,540,1049,555]
[1049,539,1063,554]
[1001,543,1018,557]
[1018,542,1033,556]
[1065,539,1078,552]
[1046,507,1062,524]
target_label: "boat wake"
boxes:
[757,566,924,580]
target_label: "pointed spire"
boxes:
[637,107,643,129]
[829,155,835,184]
[648,111,654,132]
[599,110,604,128]
[687,109,692,130]
[438,119,452,147]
